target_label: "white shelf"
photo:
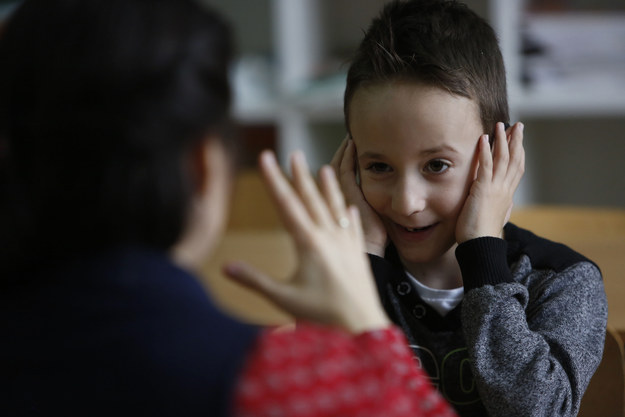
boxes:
[513,84,625,118]
[513,12,625,118]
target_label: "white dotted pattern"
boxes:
[234,324,458,417]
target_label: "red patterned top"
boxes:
[234,323,457,417]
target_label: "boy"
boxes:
[332,1,607,416]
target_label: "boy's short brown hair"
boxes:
[344,0,509,135]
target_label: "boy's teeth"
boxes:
[404,225,431,232]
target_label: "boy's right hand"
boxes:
[330,137,387,257]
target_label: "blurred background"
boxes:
[203,0,625,209]
[1,0,624,208]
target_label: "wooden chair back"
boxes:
[510,206,625,332]
[579,326,625,417]
[511,206,625,416]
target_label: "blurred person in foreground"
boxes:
[0,0,458,416]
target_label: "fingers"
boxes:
[348,205,365,246]
[259,150,357,236]
[488,121,525,189]
[330,137,370,208]
[476,134,493,183]
[318,165,348,224]
[330,136,358,184]
[338,140,368,207]
[339,139,358,180]
[259,150,313,235]
[318,165,367,245]
[290,151,334,228]
[223,261,294,310]
[330,135,350,173]
[508,122,525,188]
[492,122,510,180]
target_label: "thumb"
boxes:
[223,261,291,306]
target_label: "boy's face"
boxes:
[349,82,483,268]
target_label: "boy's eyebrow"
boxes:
[358,145,460,159]
[358,151,387,160]
[420,144,461,156]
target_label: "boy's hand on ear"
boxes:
[456,122,525,243]
[330,137,387,257]
[224,150,390,334]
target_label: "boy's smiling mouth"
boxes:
[391,222,440,245]
[404,225,435,232]
[390,221,439,237]
[389,221,439,243]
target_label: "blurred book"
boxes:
[522,13,625,94]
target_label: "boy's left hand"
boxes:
[456,122,525,243]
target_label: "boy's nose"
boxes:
[391,176,426,216]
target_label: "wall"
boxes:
[525,117,625,207]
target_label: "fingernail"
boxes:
[225,260,251,276]
[518,122,525,132]
[260,150,276,166]
[292,150,308,167]
[321,164,334,176]
[223,262,240,275]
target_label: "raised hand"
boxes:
[456,122,525,243]
[224,150,390,334]
[330,136,387,257]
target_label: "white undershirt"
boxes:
[404,270,464,317]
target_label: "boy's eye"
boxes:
[425,159,450,174]
[365,162,392,173]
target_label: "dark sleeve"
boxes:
[455,237,514,292]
